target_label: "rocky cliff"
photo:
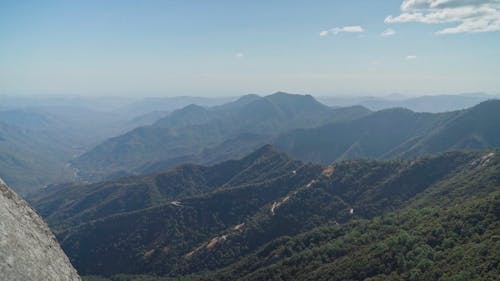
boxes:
[0,180,81,281]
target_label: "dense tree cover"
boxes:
[275,100,500,164]
[173,151,479,274]
[34,147,500,280]
[80,149,499,281]
[60,163,322,276]
[29,145,302,229]
[72,92,371,181]
[207,193,499,280]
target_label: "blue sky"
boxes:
[1,0,499,97]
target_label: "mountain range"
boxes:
[317,93,499,113]
[0,106,143,194]
[6,92,498,280]
[0,95,231,194]
[276,99,500,164]
[71,93,370,181]
[3,93,498,195]
[29,146,500,280]
[72,95,500,184]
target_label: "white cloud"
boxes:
[406,55,418,60]
[319,30,330,36]
[235,52,244,58]
[385,0,500,34]
[381,28,396,37]
[319,25,364,36]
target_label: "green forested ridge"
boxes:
[399,99,500,158]
[32,146,500,280]
[29,145,303,229]
[70,97,500,186]
[207,193,499,281]
[56,159,322,275]
[275,99,500,164]
[172,151,484,276]
[72,93,371,181]
[202,151,499,281]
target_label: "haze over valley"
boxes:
[1,1,499,281]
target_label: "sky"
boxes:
[1,0,499,97]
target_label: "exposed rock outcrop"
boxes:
[0,180,81,281]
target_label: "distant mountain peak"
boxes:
[71,92,372,180]
[153,103,210,127]
[375,107,416,116]
[217,94,263,109]
[162,103,208,118]
[240,144,280,160]
[252,143,275,154]
[237,94,261,101]
[178,103,207,112]
[269,91,293,96]
[267,91,313,99]
[470,99,500,110]
[264,92,326,109]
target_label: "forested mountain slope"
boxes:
[205,151,500,281]
[275,100,500,164]
[31,147,500,280]
[72,93,370,181]
[44,147,323,276]
[30,145,303,229]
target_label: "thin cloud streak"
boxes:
[381,28,396,37]
[319,25,364,36]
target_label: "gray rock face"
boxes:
[0,181,81,281]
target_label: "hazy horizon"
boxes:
[1,91,499,100]
[1,0,500,97]
[1,2,500,280]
